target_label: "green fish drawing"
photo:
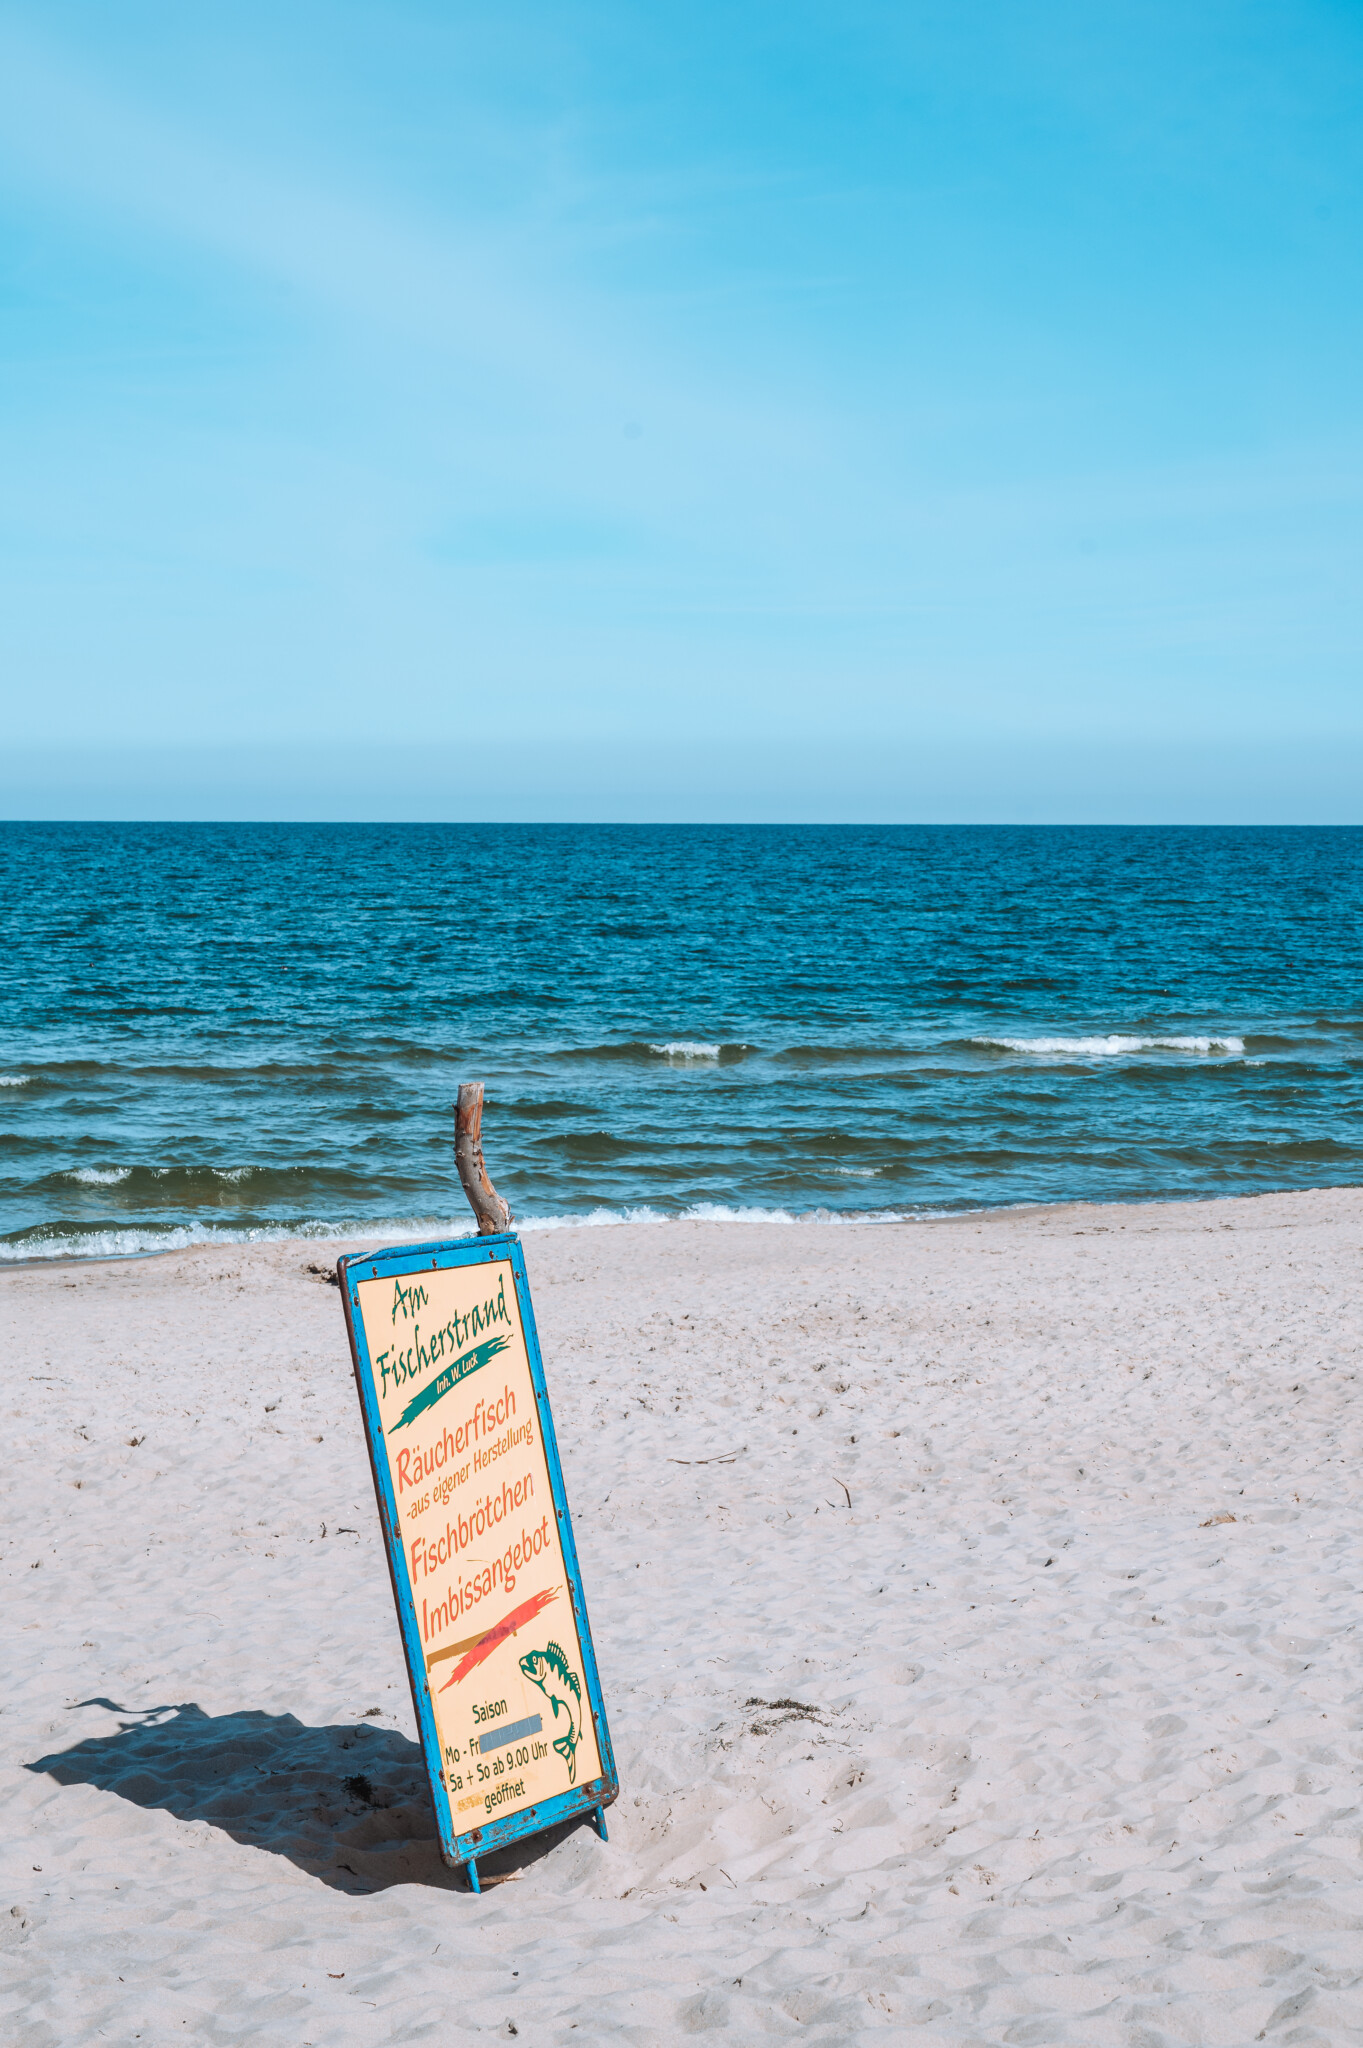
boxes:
[519,1641,583,1784]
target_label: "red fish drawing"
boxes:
[434,1586,560,1691]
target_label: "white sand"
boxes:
[2,1190,1361,2045]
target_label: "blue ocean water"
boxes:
[2,823,1361,1259]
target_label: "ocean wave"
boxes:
[513,1206,668,1231]
[516,1202,800,1228]
[521,1201,920,1228]
[523,1201,919,1226]
[974,1033,1246,1059]
[773,1044,909,1065]
[0,1210,588,1262]
[0,1073,31,1087]
[152,1164,276,1184]
[0,1201,924,1262]
[0,1220,349,1263]
[46,1162,321,1195]
[552,1040,752,1065]
[679,1201,799,1222]
[0,1214,473,1264]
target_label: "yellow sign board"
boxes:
[339,1234,616,1885]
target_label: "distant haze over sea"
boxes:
[2,823,1360,1261]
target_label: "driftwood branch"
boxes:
[454,1082,513,1235]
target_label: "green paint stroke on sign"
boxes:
[393,1335,510,1431]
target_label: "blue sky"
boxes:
[2,1,1361,820]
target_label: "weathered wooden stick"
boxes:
[454,1082,513,1235]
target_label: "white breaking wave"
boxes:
[514,1206,668,1231]
[834,1166,879,1178]
[678,1202,799,1224]
[62,1166,133,1186]
[0,1074,31,1087]
[976,1033,1245,1058]
[522,1203,927,1228]
[0,1202,925,1262]
[0,1218,375,1264]
[517,1203,800,1228]
[649,1040,722,1059]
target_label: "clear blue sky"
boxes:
[2,1,1361,820]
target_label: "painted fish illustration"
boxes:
[519,1641,583,1783]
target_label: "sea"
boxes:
[2,823,1361,1261]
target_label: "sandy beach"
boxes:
[3,1189,1361,2045]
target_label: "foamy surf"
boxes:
[0,1215,483,1264]
[519,1202,917,1229]
[0,1203,926,1262]
[976,1033,1246,1058]
[59,1164,262,1188]
[649,1041,723,1059]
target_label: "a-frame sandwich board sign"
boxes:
[338,1230,617,1890]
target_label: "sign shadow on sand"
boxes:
[27,1701,580,1894]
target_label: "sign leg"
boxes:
[466,1859,481,1894]
[591,1807,609,1842]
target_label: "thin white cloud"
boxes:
[0,12,826,495]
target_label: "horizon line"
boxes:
[2,818,1362,831]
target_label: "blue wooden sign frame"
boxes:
[337,1230,618,1890]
